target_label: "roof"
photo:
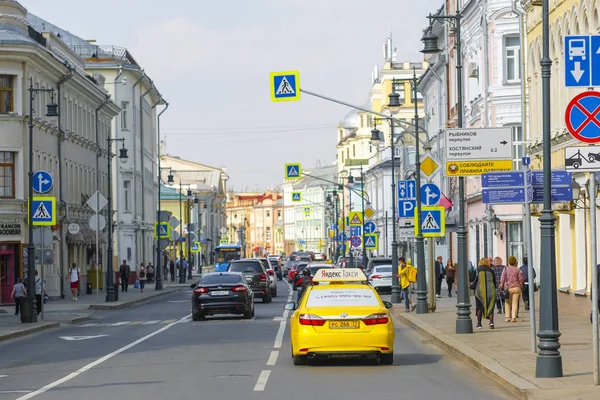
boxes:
[160,185,189,201]
[0,29,39,47]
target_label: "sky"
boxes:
[25,0,442,192]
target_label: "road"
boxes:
[0,282,513,400]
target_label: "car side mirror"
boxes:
[284,302,297,311]
[383,301,393,309]
[190,283,197,289]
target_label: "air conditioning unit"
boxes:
[468,62,479,78]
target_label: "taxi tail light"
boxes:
[194,287,208,294]
[363,313,389,325]
[299,314,326,326]
[260,273,267,281]
[370,274,382,279]
[231,286,247,292]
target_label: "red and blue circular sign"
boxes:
[565,91,600,143]
[350,236,362,248]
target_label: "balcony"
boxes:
[70,45,139,66]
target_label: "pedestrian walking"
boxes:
[138,263,147,293]
[500,256,524,323]
[471,258,497,329]
[69,263,80,300]
[395,257,416,313]
[491,257,506,313]
[519,257,536,311]
[445,260,455,297]
[11,277,26,315]
[435,256,444,298]
[146,263,154,284]
[170,259,175,282]
[119,260,131,292]
[34,270,44,315]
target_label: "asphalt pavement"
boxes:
[0,281,514,400]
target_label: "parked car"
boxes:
[259,258,278,297]
[365,257,393,276]
[368,265,393,293]
[226,259,272,303]
[190,272,254,321]
[313,252,327,261]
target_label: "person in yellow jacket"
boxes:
[395,257,416,313]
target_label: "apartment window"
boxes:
[506,222,523,263]
[124,180,131,211]
[277,210,281,218]
[393,81,405,101]
[504,36,521,83]
[121,101,129,130]
[352,144,356,157]
[0,76,14,114]
[0,152,15,198]
[266,227,271,241]
[266,210,270,219]
[506,124,524,170]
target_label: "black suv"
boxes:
[227,259,272,303]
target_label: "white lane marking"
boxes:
[273,321,286,349]
[142,320,161,325]
[15,314,191,400]
[167,300,188,303]
[266,351,279,366]
[253,370,271,391]
[0,391,32,394]
[78,323,99,327]
[108,321,130,326]
[0,375,7,378]
[273,317,285,321]
[59,335,108,341]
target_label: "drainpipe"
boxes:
[113,66,123,271]
[132,71,145,269]
[57,67,74,299]
[139,82,154,265]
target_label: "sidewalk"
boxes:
[0,266,213,342]
[393,294,600,399]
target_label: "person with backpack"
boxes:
[395,257,416,313]
[444,260,455,298]
[138,263,147,293]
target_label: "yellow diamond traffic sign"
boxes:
[364,206,376,220]
[420,152,442,178]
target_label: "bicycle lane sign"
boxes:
[565,91,600,143]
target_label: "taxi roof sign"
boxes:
[312,268,366,282]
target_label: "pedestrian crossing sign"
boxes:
[348,211,363,226]
[291,192,302,202]
[270,70,300,102]
[285,163,302,180]
[364,234,378,250]
[29,196,56,226]
[154,222,170,239]
[304,206,312,219]
[414,206,445,237]
[191,241,201,252]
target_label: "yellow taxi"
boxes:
[284,268,395,365]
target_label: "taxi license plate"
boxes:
[210,291,229,296]
[329,320,360,329]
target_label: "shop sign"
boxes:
[0,219,22,236]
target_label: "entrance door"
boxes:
[0,249,15,304]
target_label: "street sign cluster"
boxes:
[482,170,572,204]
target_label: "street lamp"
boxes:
[347,166,369,270]
[22,78,59,323]
[422,10,472,333]
[186,189,193,280]
[170,179,191,284]
[155,102,169,291]
[106,138,128,302]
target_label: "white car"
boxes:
[260,258,278,297]
[368,265,393,293]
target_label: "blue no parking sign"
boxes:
[565,91,600,143]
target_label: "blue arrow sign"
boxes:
[32,171,53,194]
[338,233,348,242]
[565,36,591,86]
[398,180,416,200]
[364,221,377,234]
[350,226,362,237]
[398,200,416,218]
[482,187,533,204]
[420,183,441,206]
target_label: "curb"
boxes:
[59,315,91,326]
[393,312,537,400]
[0,322,60,343]
[88,288,181,310]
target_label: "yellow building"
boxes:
[159,185,193,263]
[523,0,597,315]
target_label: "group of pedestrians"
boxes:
[118,260,155,293]
[11,270,47,315]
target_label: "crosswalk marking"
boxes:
[142,320,161,325]
[79,323,99,327]
[161,319,176,324]
[76,317,277,328]
[109,321,131,326]
[128,321,144,325]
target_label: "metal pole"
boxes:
[589,175,599,385]
[188,198,192,280]
[523,163,537,353]
[179,184,185,284]
[40,227,44,320]
[105,139,116,302]
[385,211,389,257]
[349,186,354,266]
[23,79,37,323]
[361,166,368,268]
[454,12,473,334]
[413,68,428,314]
[390,119,401,304]
[535,0,562,378]
[155,103,168,291]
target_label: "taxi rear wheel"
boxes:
[380,353,394,365]
[292,355,306,365]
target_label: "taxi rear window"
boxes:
[306,288,380,307]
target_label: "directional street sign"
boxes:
[154,222,170,239]
[30,197,56,226]
[565,36,591,86]
[419,152,442,180]
[32,171,53,194]
[414,206,445,238]
[565,91,600,143]
[364,221,377,234]
[482,171,533,204]
[191,242,200,253]
[364,234,378,250]
[350,226,362,237]
[285,163,302,179]
[445,128,513,160]
[291,192,302,202]
[420,183,441,206]
[530,170,573,203]
[348,211,363,226]
[565,146,600,172]
[483,187,533,204]
[350,236,362,248]
[482,171,531,188]
[398,180,417,218]
[270,70,300,102]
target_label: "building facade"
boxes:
[0,0,119,302]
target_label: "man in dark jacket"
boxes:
[119,260,131,292]
[298,269,312,300]
[434,256,444,298]
[520,257,537,311]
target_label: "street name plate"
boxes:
[445,127,513,161]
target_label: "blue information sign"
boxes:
[32,171,53,194]
[338,233,348,242]
[531,171,572,186]
[531,187,573,203]
[482,171,531,188]
[350,226,362,237]
[363,221,377,234]
[565,36,591,87]
[482,187,533,204]
[420,183,441,206]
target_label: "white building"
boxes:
[0,0,120,302]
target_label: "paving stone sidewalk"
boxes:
[392,294,600,399]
